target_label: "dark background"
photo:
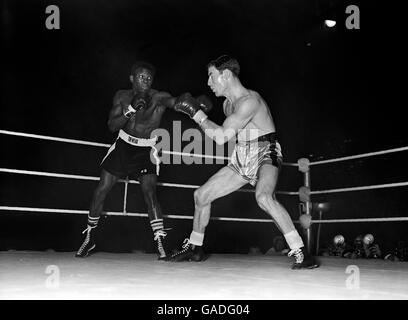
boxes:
[1,0,406,255]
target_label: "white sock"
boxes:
[284,230,304,250]
[189,231,204,246]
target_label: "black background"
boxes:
[1,0,407,254]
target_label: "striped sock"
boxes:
[88,216,100,228]
[150,218,164,233]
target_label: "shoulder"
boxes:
[151,89,171,99]
[113,89,131,103]
[235,92,261,111]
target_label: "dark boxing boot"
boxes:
[167,238,207,262]
[288,247,319,269]
[154,229,169,260]
[75,225,96,258]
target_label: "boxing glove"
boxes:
[123,93,147,118]
[174,93,208,125]
[195,94,213,113]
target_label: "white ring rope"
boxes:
[310,146,408,166]
[0,168,297,195]
[3,167,407,195]
[0,130,110,148]
[2,129,408,167]
[311,217,408,223]
[0,129,297,166]
[0,206,279,223]
[2,129,408,224]
[1,206,407,223]
[310,181,408,194]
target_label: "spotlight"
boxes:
[324,19,336,27]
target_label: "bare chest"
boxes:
[120,90,165,135]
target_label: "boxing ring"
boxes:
[1,129,408,300]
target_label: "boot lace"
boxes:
[77,225,96,255]
[170,238,191,258]
[288,248,304,264]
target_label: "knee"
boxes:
[194,188,210,207]
[255,192,272,210]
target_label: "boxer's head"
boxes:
[130,61,156,92]
[207,55,240,96]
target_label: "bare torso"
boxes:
[223,90,275,141]
[114,89,166,139]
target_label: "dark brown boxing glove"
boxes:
[174,93,208,125]
[195,95,213,113]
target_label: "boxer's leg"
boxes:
[255,164,301,243]
[139,173,162,228]
[193,166,247,235]
[139,173,168,259]
[76,169,119,257]
[255,164,318,269]
[89,169,119,220]
[168,166,247,261]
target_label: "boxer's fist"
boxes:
[174,93,201,118]
[123,94,147,118]
[130,93,147,111]
[196,95,213,113]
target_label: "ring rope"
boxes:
[1,206,407,223]
[0,129,110,148]
[0,206,278,223]
[0,129,297,166]
[0,168,297,195]
[311,217,408,223]
[3,168,408,195]
[310,181,408,194]
[309,146,408,166]
[2,129,408,222]
[3,130,408,167]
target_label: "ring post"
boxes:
[123,178,129,215]
[316,210,322,256]
[298,158,312,255]
[314,202,330,255]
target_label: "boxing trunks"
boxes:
[227,132,282,186]
[101,129,160,179]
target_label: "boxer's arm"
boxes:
[199,98,258,145]
[139,91,177,119]
[147,91,176,110]
[107,91,129,133]
[150,91,212,111]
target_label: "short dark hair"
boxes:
[207,54,240,76]
[130,61,156,77]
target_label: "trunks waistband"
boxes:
[237,132,277,145]
[118,129,157,147]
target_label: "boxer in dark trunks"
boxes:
[168,55,319,269]
[76,61,176,260]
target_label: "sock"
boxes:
[284,230,304,251]
[189,231,204,246]
[87,216,100,228]
[150,219,164,234]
